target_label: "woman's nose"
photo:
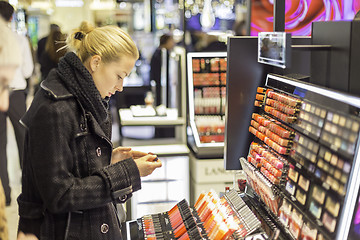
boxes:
[115,85,123,92]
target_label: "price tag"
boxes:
[296,163,302,169]
[291,196,297,202]
[303,130,309,136]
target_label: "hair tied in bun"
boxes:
[74,32,84,41]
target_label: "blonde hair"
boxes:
[66,21,139,63]
[0,18,21,66]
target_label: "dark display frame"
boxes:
[239,73,360,240]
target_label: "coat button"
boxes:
[80,123,86,131]
[119,195,127,202]
[96,147,101,157]
[101,223,109,234]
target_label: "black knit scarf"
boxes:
[57,52,109,125]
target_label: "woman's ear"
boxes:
[89,55,101,73]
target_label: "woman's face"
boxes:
[92,57,136,98]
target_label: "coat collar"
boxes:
[41,70,73,100]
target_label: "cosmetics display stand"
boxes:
[121,189,265,240]
[236,73,360,240]
[186,52,236,204]
[187,52,227,159]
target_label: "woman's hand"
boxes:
[111,147,132,164]
[134,154,162,177]
[111,147,150,164]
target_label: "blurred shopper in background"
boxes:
[0,16,38,240]
[149,34,176,138]
[0,0,34,207]
[150,33,175,106]
[38,26,66,84]
[17,21,162,239]
[36,24,60,63]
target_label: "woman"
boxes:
[38,27,67,81]
[17,21,162,239]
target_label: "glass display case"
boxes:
[187,52,227,158]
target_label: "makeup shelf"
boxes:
[122,190,264,239]
[187,52,227,158]
[239,73,360,240]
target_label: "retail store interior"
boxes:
[3,0,360,239]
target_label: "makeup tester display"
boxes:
[124,189,262,240]
[187,52,227,158]
[240,74,360,240]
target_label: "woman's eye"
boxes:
[117,75,123,80]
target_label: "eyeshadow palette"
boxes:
[321,111,360,156]
[295,101,327,139]
[315,147,350,196]
[291,133,319,165]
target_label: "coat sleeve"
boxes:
[28,102,141,214]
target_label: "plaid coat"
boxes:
[18,71,141,239]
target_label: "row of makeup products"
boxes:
[278,192,339,240]
[249,113,294,155]
[192,58,227,73]
[290,134,351,197]
[255,88,301,124]
[247,142,288,185]
[195,116,225,143]
[285,166,342,235]
[249,110,353,196]
[257,87,360,157]
[139,189,261,240]
[240,157,338,240]
[245,135,347,235]
[193,73,227,87]
[195,189,261,239]
[140,199,207,240]
[299,101,359,156]
[194,87,226,98]
[194,97,226,115]
[246,138,346,219]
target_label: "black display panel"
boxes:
[224,36,311,170]
[224,37,268,170]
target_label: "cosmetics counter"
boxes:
[186,52,235,205]
[234,73,360,240]
[121,189,269,240]
[187,52,227,159]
